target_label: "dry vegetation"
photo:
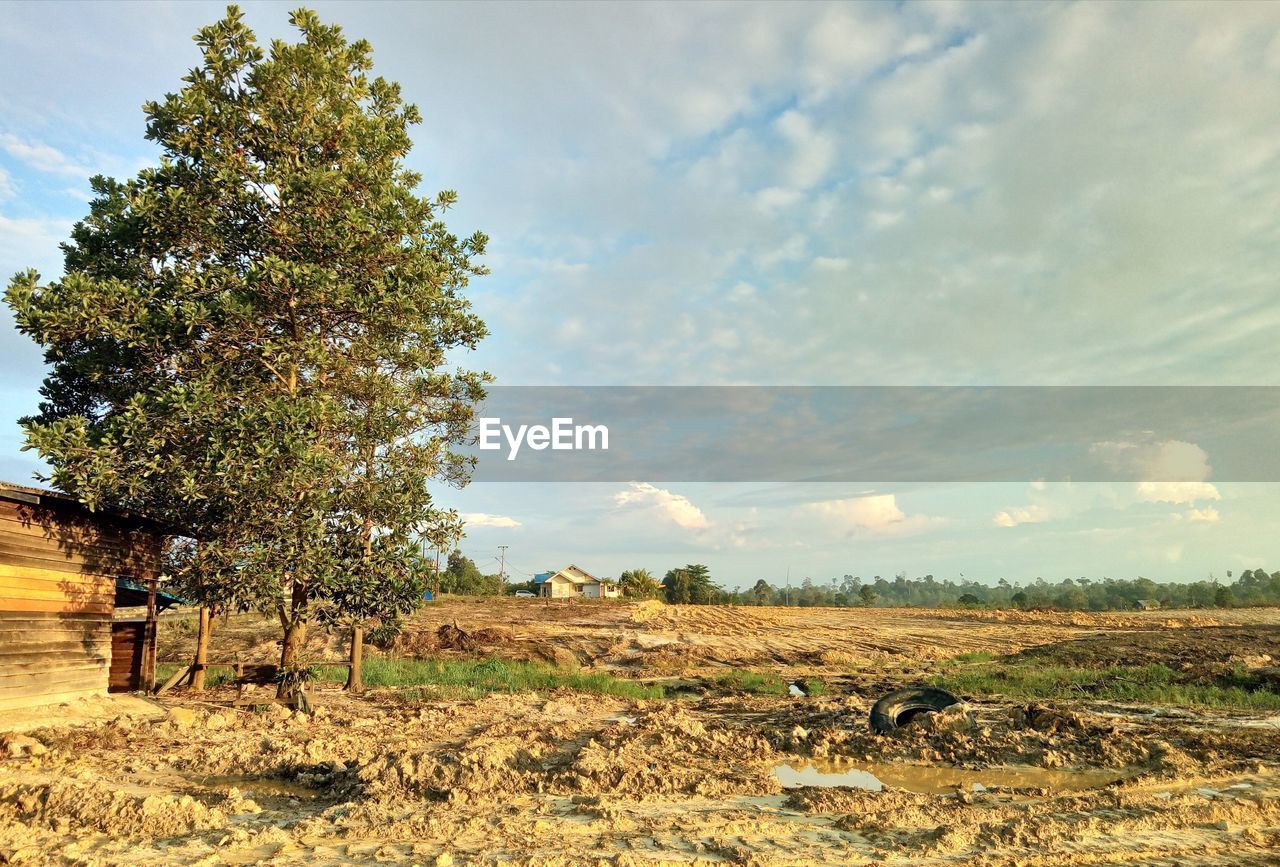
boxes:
[4,599,1280,865]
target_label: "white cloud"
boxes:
[803,493,939,537]
[813,256,851,272]
[993,504,1050,528]
[1136,481,1221,505]
[755,234,808,268]
[804,6,902,97]
[868,210,903,230]
[0,214,75,279]
[1181,506,1220,523]
[557,317,585,340]
[755,186,803,212]
[460,512,523,529]
[1091,439,1213,482]
[613,481,710,530]
[774,110,835,190]
[0,168,13,201]
[0,133,92,178]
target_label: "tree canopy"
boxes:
[662,564,721,605]
[618,568,661,599]
[5,5,488,683]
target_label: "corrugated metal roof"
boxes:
[0,481,72,504]
[0,480,176,534]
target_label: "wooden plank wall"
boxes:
[0,500,161,712]
[109,621,146,693]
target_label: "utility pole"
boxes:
[498,545,508,584]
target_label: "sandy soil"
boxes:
[3,600,1280,865]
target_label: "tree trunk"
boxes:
[191,606,212,690]
[276,618,308,699]
[138,577,157,692]
[346,510,372,695]
[345,625,364,693]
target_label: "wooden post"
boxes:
[143,577,157,693]
[155,664,192,696]
[191,605,212,690]
[345,625,364,693]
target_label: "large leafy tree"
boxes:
[662,564,720,605]
[5,5,488,693]
[439,550,502,596]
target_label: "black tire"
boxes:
[869,687,960,734]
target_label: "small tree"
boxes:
[440,550,502,596]
[662,564,719,605]
[422,512,464,596]
[1214,585,1233,608]
[315,536,429,693]
[858,585,878,607]
[619,568,661,599]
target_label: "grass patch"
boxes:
[930,661,1280,710]
[311,657,665,700]
[800,676,829,696]
[706,670,788,696]
[944,651,995,666]
[154,662,237,688]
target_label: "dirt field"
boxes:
[3,600,1280,865]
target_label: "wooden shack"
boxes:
[0,482,167,712]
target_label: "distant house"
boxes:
[1136,599,1161,611]
[533,564,619,599]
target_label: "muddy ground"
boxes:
[3,600,1280,865]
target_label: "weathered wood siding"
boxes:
[109,621,147,693]
[0,498,162,711]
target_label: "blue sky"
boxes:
[2,1,1279,587]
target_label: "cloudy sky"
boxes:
[2,1,1279,587]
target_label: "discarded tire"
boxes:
[869,687,961,734]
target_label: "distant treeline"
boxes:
[694,569,1280,610]
[477,556,1280,611]
[618,566,1280,611]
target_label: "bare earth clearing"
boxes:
[3,600,1280,865]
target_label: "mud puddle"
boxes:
[772,759,1129,794]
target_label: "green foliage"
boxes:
[707,669,787,696]
[662,563,721,605]
[931,661,1280,710]
[800,676,828,696]
[439,550,503,596]
[5,6,488,658]
[311,657,665,700]
[155,662,236,687]
[619,568,661,599]
[713,570,1280,612]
